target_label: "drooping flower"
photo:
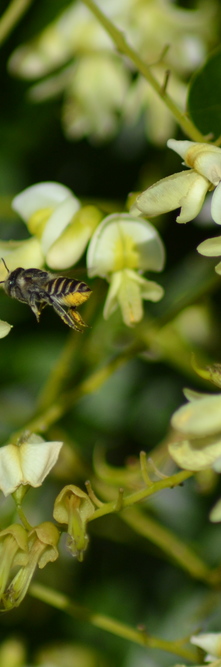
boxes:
[2,522,59,610]
[87,213,165,327]
[12,182,102,269]
[0,433,63,497]
[137,140,221,224]
[53,484,95,561]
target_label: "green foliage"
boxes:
[188,47,221,140]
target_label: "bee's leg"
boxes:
[68,307,88,331]
[52,301,87,332]
[28,293,46,322]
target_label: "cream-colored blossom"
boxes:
[87,213,165,327]
[191,633,221,662]
[7,0,216,144]
[197,233,221,274]
[137,140,221,224]
[169,392,221,471]
[0,434,63,496]
[0,238,44,282]
[12,182,101,269]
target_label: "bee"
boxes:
[0,259,92,332]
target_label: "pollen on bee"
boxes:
[63,289,92,307]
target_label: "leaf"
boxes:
[187,47,221,141]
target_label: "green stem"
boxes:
[10,341,145,441]
[89,468,193,520]
[30,582,197,661]
[81,0,204,142]
[122,507,211,583]
[16,505,32,531]
[0,0,33,45]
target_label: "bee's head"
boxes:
[0,259,24,296]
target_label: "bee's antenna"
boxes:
[1,258,9,273]
[0,257,9,284]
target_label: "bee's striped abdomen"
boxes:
[47,277,92,307]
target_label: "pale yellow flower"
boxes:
[87,213,165,327]
[12,182,101,269]
[137,140,221,224]
[169,391,221,471]
[8,0,216,144]
[0,434,63,496]
[191,633,221,662]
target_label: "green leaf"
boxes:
[187,47,221,141]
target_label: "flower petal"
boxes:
[20,438,63,487]
[210,498,221,523]
[137,170,209,223]
[41,195,80,254]
[46,205,102,269]
[129,270,164,302]
[0,320,12,338]
[197,235,221,257]
[117,270,144,326]
[168,139,221,185]
[103,269,164,326]
[169,437,221,471]
[211,182,221,224]
[0,238,44,281]
[12,182,73,222]
[191,634,221,658]
[171,394,221,437]
[0,436,63,496]
[87,213,165,276]
[167,138,194,160]
[103,272,121,319]
[0,445,23,496]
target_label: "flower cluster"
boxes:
[0,432,96,608]
[0,433,62,609]
[7,0,216,144]
[0,183,165,329]
[137,139,221,274]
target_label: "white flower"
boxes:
[169,391,221,471]
[0,238,44,282]
[137,140,221,224]
[87,213,165,327]
[0,434,63,496]
[191,633,221,662]
[12,182,101,269]
[7,0,215,145]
